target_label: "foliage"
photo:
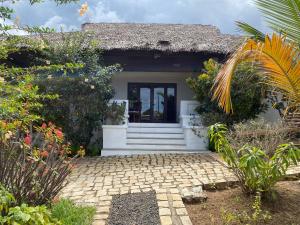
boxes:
[220,193,271,225]
[209,123,300,198]
[51,199,96,225]
[187,59,267,126]
[0,186,59,225]
[213,0,300,115]
[0,122,84,206]
[104,101,126,125]
[36,32,121,154]
[0,75,57,131]
[255,0,300,44]
[227,119,295,156]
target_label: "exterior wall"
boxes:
[112,71,197,119]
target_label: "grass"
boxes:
[51,199,96,225]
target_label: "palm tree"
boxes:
[212,0,300,115]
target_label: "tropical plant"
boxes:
[212,0,300,115]
[187,59,267,126]
[209,123,300,198]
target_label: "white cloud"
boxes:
[80,2,123,23]
[43,15,78,32]
[0,18,28,35]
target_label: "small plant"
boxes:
[51,199,96,225]
[220,192,272,225]
[209,123,300,198]
[104,101,126,125]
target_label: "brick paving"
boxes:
[59,153,300,225]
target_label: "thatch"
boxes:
[79,23,243,54]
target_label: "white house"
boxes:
[78,23,242,155]
[80,23,277,156]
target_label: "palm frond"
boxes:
[212,33,300,113]
[236,21,266,41]
[255,0,300,44]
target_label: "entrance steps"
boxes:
[126,123,186,151]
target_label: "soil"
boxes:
[185,181,300,225]
[107,191,161,225]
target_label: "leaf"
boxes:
[255,0,300,44]
[236,21,266,41]
[212,33,300,113]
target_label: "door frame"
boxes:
[128,82,177,123]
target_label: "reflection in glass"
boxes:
[140,88,151,121]
[153,87,164,121]
[167,88,176,122]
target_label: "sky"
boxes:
[6,0,268,35]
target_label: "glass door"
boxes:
[128,83,176,123]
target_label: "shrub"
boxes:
[0,185,59,225]
[36,32,122,154]
[209,123,300,198]
[0,123,83,206]
[227,119,295,155]
[187,59,268,126]
[51,199,96,225]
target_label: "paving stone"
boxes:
[159,208,171,216]
[180,216,193,225]
[160,216,172,225]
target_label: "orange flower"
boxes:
[40,150,49,158]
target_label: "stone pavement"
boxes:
[59,153,300,225]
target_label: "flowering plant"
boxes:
[0,122,85,206]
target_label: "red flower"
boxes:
[55,129,63,139]
[41,123,47,129]
[24,134,31,145]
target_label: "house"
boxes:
[80,23,243,156]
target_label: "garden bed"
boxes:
[185,181,300,225]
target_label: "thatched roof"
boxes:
[80,23,243,54]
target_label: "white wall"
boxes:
[112,71,197,119]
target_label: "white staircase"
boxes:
[126,123,187,151]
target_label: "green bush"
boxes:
[36,32,122,154]
[187,59,268,126]
[209,123,300,198]
[51,199,95,225]
[0,185,59,225]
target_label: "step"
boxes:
[127,133,185,139]
[129,123,181,128]
[127,127,184,134]
[127,138,185,145]
[124,144,187,150]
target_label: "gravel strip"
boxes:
[108,191,161,225]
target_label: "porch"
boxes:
[102,100,208,156]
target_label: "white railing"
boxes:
[179,100,208,150]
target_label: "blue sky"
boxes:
[8,0,268,34]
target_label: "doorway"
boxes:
[128,83,177,123]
